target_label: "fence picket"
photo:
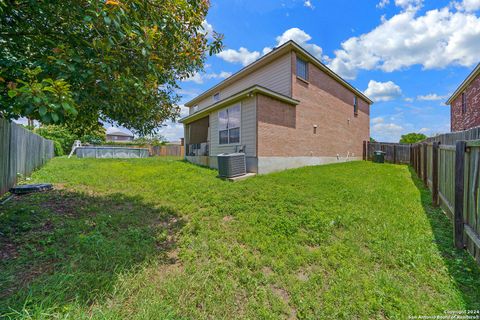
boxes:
[0,119,54,195]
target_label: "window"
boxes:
[218,104,241,145]
[213,92,220,102]
[462,92,467,114]
[296,57,308,80]
[353,96,358,115]
[192,105,199,113]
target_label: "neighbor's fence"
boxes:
[411,139,480,264]
[150,145,184,157]
[363,141,411,164]
[0,118,54,195]
[365,126,480,264]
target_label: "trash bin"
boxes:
[373,151,386,163]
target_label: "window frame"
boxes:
[353,96,358,116]
[213,92,221,102]
[296,57,309,81]
[218,103,241,145]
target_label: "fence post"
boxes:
[415,144,420,178]
[454,140,466,249]
[423,143,428,186]
[432,142,439,207]
[393,145,397,164]
[409,144,413,166]
[363,140,367,161]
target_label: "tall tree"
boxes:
[0,0,222,135]
[399,132,427,144]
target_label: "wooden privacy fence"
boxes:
[363,141,411,164]
[150,145,184,157]
[0,119,54,195]
[411,140,480,264]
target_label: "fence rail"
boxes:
[0,119,54,195]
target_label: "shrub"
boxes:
[35,125,76,154]
[53,141,64,156]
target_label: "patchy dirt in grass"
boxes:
[0,189,185,306]
[296,268,310,282]
[222,215,234,222]
[0,237,18,261]
[262,266,274,277]
[270,285,297,320]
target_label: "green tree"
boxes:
[0,0,222,135]
[34,125,77,155]
[399,132,427,144]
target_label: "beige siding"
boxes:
[209,96,256,157]
[191,53,291,114]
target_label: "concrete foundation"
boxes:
[186,155,360,174]
[257,156,361,174]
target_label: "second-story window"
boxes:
[354,96,358,115]
[296,57,308,81]
[192,105,199,113]
[462,92,467,114]
[213,92,220,102]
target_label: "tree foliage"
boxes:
[34,124,106,155]
[399,132,427,144]
[0,0,222,135]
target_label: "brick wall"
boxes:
[451,73,480,132]
[257,51,370,158]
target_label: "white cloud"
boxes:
[394,0,423,10]
[372,116,385,124]
[377,0,390,8]
[304,0,314,9]
[417,93,449,101]
[157,122,184,141]
[371,117,405,142]
[453,0,480,12]
[183,73,204,84]
[200,20,214,39]
[183,71,232,84]
[327,6,480,79]
[404,97,414,102]
[419,127,430,133]
[364,80,402,102]
[274,28,323,59]
[217,27,324,67]
[216,47,261,66]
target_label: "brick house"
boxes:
[447,63,480,132]
[180,40,373,174]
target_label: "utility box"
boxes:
[373,150,386,163]
[217,153,246,178]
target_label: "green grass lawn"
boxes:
[1,158,479,319]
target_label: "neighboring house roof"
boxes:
[180,85,300,124]
[184,40,373,107]
[446,63,480,105]
[106,131,133,137]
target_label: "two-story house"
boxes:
[447,63,480,132]
[180,40,373,174]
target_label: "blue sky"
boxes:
[158,0,480,142]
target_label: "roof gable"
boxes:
[185,40,373,107]
[446,63,480,105]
